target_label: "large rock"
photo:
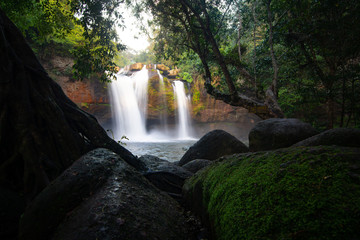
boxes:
[168,68,180,79]
[179,130,249,166]
[249,118,318,151]
[139,155,193,199]
[293,128,360,148]
[129,62,143,71]
[183,146,360,240]
[156,64,170,72]
[182,159,212,173]
[19,148,196,240]
[0,188,25,240]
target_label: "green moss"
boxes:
[193,104,205,115]
[80,102,89,109]
[192,89,201,104]
[185,146,360,240]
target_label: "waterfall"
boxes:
[109,66,148,141]
[109,65,194,141]
[173,81,193,139]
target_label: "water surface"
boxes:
[123,140,198,162]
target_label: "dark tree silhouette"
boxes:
[0,9,142,202]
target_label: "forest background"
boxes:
[1,0,359,130]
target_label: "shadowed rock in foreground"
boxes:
[19,149,198,240]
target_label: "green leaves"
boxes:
[1,0,126,82]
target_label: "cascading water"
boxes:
[109,66,148,141]
[109,65,194,143]
[108,65,197,161]
[173,80,193,139]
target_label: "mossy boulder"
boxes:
[183,146,360,240]
[249,118,318,151]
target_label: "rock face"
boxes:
[128,62,144,71]
[40,56,112,127]
[19,149,196,240]
[183,146,360,240]
[156,64,170,72]
[179,130,249,166]
[249,118,318,152]
[293,128,360,148]
[43,58,261,141]
[139,155,193,199]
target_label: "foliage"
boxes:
[133,49,156,64]
[179,72,193,83]
[0,0,126,81]
[133,0,360,127]
[185,146,360,239]
[192,89,201,105]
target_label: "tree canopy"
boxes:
[0,0,125,81]
[136,0,360,127]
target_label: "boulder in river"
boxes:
[249,118,318,151]
[19,148,197,240]
[179,129,249,166]
[293,127,360,148]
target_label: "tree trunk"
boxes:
[181,0,237,95]
[237,11,242,62]
[0,10,142,202]
[252,0,258,92]
[267,0,279,98]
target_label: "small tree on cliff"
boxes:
[0,10,142,202]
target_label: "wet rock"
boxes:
[249,118,318,152]
[139,155,193,199]
[182,159,212,173]
[19,148,195,240]
[179,130,249,166]
[293,128,360,148]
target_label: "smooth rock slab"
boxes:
[179,130,248,166]
[19,148,195,240]
[249,118,318,151]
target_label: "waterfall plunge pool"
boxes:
[121,139,198,162]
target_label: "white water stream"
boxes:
[109,66,195,158]
[173,81,193,139]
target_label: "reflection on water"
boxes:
[123,140,198,162]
